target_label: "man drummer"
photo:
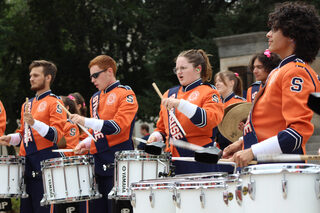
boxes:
[0,60,67,213]
[223,2,320,167]
[70,55,138,213]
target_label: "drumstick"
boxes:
[171,139,257,164]
[24,98,29,147]
[52,149,74,153]
[133,137,147,144]
[56,100,97,142]
[172,157,257,165]
[170,138,204,151]
[152,82,186,136]
[257,154,320,162]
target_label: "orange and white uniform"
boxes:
[243,55,320,156]
[86,81,138,176]
[17,91,67,157]
[62,120,80,156]
[152,79,224,174]
[222,92,246,108]
[246,81,263,102]
[0,101,6,136]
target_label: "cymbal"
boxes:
[218,102,252,142]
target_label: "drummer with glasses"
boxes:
[69,55,138,213]
[148,49,224,175]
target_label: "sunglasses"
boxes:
[90,69,107,79]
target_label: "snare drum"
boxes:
[131,178,177,213]
[174,174,242,213]
[241,163,320,213]
[130,172,228,213]
[0,156,28,198]
[40,155,101,206]
[109,150,171,199]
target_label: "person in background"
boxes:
[247,51,281,102]
[148,49,224,175]
[223,1,320,167]
[68,92,88,141]
[70,55,138,213]
[137,123,150,150]
[0,60,67,213]
[214,71,246,150]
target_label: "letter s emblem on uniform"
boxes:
[290,77,303,92]
[70,128,76,136]
[126,95,134,103]
[56,103,63,114]
[212,94,219,103]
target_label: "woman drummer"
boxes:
[148,49,224,175]
[213,71,246,150]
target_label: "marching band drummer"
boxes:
[67,92,89,141]
[54,96,81,213]
[223,1,320,167]
[70,55,138,213]
[0,60,67,213]
[148,49,224,175]
[57,96,81,156]
[213,71,246,151]
[214,71,246,109]
[246,51,281,102]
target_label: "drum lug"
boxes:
[149,188,155,208]
[248,179,256,200]
[236,183,243,206]
[223,191,229,205]
[172,189,181,208]
[282,175,287,199]
[315,178,320,199]
[200,188,205,208]
[130,193,136,207]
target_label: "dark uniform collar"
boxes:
[104,80,120,93]
[36,90,51,101]
[279,54,297,68]
[222,92,235,103]
[182,79,202,92]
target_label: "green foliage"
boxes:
[0,0,319,130]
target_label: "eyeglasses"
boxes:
[90,69,107,79]
[173,66,188,74]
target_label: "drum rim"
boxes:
[40,155,94,168]
[241,163,320,175]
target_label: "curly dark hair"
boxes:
[268,1,320,63]
[249,52,281,74]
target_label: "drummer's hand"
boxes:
[74,142,89,155]
[147,136,158,144]
[0,135,11,146]
[162,97,180,110]
[231,148,254,168]
[24,112,35,126]
[222,139,243,159]
[69,114,85,126]
[238,122,245,131]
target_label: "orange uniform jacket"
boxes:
[62,120,80,157]
[222,93,246,108]
[18,91,67,156]
[246,81,263,102]
[155,79,224,157]
[0,101,6,136]
[89,81,138,176]
[243,55,320,154]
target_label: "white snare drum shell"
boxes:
[241,163,320,213]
